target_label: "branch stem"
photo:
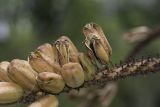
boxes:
[84,57,160,87]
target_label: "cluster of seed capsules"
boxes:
[0,23,112,107]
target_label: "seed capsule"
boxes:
[37,43,59,64]
[0,61,12,82]
[83,22,112,65]
[78,53,97,81]
[28,95,58,107]
[55,36,79,65]
[0,82,24,104]
[62,62,85,88]
[28,50,61,74]
[83,22,112,56]
[37,72,65,94]
[8,59,39,91]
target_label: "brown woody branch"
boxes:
[84,56,160,87]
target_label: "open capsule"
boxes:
[83,22,112,67]
[54,36,79,65]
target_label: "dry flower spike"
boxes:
[0,22,159,107]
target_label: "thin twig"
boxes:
[69,83,117,107]
[127,27,160,59]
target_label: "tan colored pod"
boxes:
[62,62,85,88]
[55,36,79,65]
[83,22,112,65]
[8,59,39,91]
[52,44,60,64]
[0,61,12,82]
[28,51,61,74]
[28,95,58,107]
[37,72,65,94]
[83,22,112,56]
[78,53,97,81]
[0,82,24,104]
[37,43,59,64]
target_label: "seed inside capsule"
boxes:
[92,38,110,64]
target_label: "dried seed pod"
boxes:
[37,72,65,94]
[54,36,79,65]
[28,95,58,107]
[83,22,112,56]
[83,22,112,65]
[62,62,85,88]
[0,61,13,82]
[37,43,59,64]
[52,44,60,63]
[78,53,97,81]
[8,59,39,91]
[0,82,24,104]
[28,50,61,74]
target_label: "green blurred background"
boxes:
[0,0,160,107]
